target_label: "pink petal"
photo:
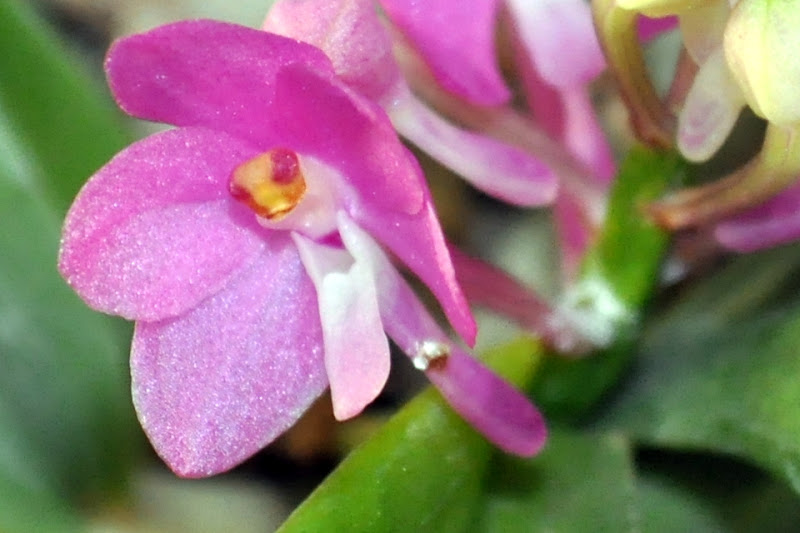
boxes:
[508,0,605,89]
[106,20,334,147]
[425,349,547,457]
[132,238,326,477]
[638,15,678,42]
[337,216,546,456]
[272,66,477,344]
[677,50,745,162]
[271,63,423,216]
[558,89,617,183]
[554,193,594,279]
[264,0,401,103]
[293,234,390,420]
[59,127,264,321]
[390,94,558,206]
[367,195,477,346]
[715,181,800,253]
[518,48,615,184]
[378,0,510,106]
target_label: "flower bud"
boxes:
[724,0,800,125]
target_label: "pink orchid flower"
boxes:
[264,0,558,207]
[58,20,546,477]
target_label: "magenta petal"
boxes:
[131,238,326,477]
[509,0,604,89]
[559,89,617,183]
[715,182,800,253]
[293,234,390,420]
[391,95,558,206]
[106,20,334,147]
[59,128,264,321]
[271,63,423,216]
[425,349,547,457]
[378,0,510,106]
[271,67,476,344]
[361,194,476,345]
[638,15,678,42]
[337,217,546,455]
[264,0,401,103]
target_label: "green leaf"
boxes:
[596,242,800,493]
[637,451,800,532]
[478,430,638,532]
[479,432,800,533]
[277,340,541,533]
[0,0,129,213]
[531,147,688,421]
[0,176,136,502]
[0,472,85,533]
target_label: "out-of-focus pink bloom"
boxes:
[508,0,615,183]
[264,0,558,207]
[59,20,545,476]
[715,181,800,252]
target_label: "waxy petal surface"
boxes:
[132,238,326,477]
[293,233,390,420]
[59,128,264,321]
[264,0,400,103]
[390,94,558,206]
[106,20,335,148]
[379,0,509,106]
[715,182,800,252]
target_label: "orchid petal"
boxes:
[637,15,678,42]
[335,213,448,351]
[337,214,546,456]
[271,63,423,216]
[378,0,510,106]
[272,66,476,344]
[508,0,605,89]
[677,49,745,162]
[106,20,334,147]
[559,89,617,183]
[264,0,401,103]
[59,127,264,321]
[425,349,547,456]
[132,237,326,477]
[715,181,800,252]
[390,94,558,206]
[292,232,390,420]
[364,195,477,345]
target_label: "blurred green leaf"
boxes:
[479,432,800,533]
[0,472,84,533]
[637,450,800,532]
[0,0,129,214]
[0,176,135,504]
[278,340,541,533]
[478,430,638,532]
[596,243,800,493]
[532,147,688,421]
